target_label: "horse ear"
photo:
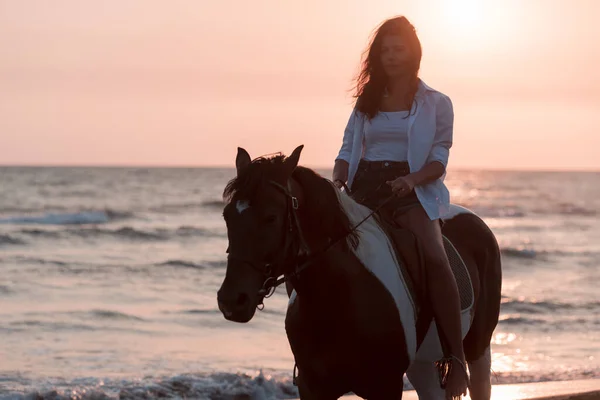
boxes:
[236,147,251,176]
[282,145,304,177]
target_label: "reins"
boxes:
[261,180,396,296]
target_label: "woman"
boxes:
[332,16,469,399]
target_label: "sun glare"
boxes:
[405,0,519,51]
[441,0,484,30]
[377,0,521,51]
[439,0,486,45]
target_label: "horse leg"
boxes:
[467,345,492,400]
[406,360,445,400]
[296,373,317,400]
[296,371,340,400]
[363,382,405,400]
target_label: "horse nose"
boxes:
[217,290,251,312]
[235,292,250,307]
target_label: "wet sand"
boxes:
[294,379,600,399]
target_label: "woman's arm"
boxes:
[408,95,454,186]
[332,159,350,187]
[388,95,454,194]
[332,111,357,187]
[406,160,445,186]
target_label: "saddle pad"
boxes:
[335,190,418,361]
[443,236,474,311]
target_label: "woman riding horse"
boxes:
[332,16,468,399]
[218,15,502,400]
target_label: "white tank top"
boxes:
[363,111,410,162]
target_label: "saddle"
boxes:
[374,214,427,309]
[373,213,474,347]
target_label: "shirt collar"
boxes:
[416,79,436,98]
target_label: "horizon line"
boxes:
[0,163,599,173]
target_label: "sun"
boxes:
[380,0,517,51]
[441,0,485,30]
[439,0,486,40]
[406,0,499,51]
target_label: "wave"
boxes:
[13,225,224,242]
[205,260,227,269]
[0,209,132,226]
[149,200,226,213]
[7,256,68,266]
[175,308,222,315]
[0,234,26,246]
[3,368,600,399]
[1,372,299,400]
[67,227,167,241]
[498,315,546,325]
[454,203,526,218]
[9,320,98,332]
[555,202,597,216]
[501,247,538,259]
[201,199,227,209]
[173,307,287,317]
[156,260,205,269]
[86,309,146,322]
[500,246,600,260]
[457,202,597,219]
[173,226,219,237]
[498,313,597,330]
[0,205,69,214]
[149,202,206,213]
[7,313,148,333]
[16,228,62,239]
[501,298,600,314]
[0,284,15,295]
[156,259,226,269]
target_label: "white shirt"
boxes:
[335,80,454,220]
[363,111,410,162]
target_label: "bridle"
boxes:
[226,178,394,310]
[226,179,304,309]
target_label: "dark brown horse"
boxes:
[217,145,502,400]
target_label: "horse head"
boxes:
[217,145,304,322]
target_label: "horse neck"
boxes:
[290,176,340,255]
[289,178,355,307]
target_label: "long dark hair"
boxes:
[353,16,422,119]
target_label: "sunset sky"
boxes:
[1,0,599,170]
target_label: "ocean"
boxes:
[0,167,598,399]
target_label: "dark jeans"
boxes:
[350,159,421,223]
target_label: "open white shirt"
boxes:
[336,80,454,220]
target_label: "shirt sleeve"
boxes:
[335,110,356,163]
[426,95,454,169]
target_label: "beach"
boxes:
[336,379,600,399]
[0,167,598,399]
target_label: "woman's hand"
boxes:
[386,175,416,196]
[333,180,345,189]
[332,160,349,189]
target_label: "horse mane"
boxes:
[292,166,359,251]
[223,154,286,202]
[223,154,359,251]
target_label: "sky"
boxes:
[1,0,599,170]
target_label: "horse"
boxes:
[217,145,502,400]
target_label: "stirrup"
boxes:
[292,363,298,386]
[435,355,470,395]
